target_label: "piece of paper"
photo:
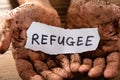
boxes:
[25,22,100,55]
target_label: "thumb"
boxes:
[0,11,12,54]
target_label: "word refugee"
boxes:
[25,22,100,54]
[32,34,94,47]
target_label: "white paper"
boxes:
[25,22,100,55]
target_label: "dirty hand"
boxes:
[0,0,120,80]
[0,0,64,80]
[66,0,120,79]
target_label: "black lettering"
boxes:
[58,36,65,45]
[50,35,56,45]
[32,33,40,45]
[77,37,83,46]
[41,34,48,44]
[66,37,75,46]
[85,36,94,46]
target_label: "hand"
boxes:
[66,0,120,79]
[0,0,63,80]
[0,0,119,80]
[30,75,43,80]
[0,0,61,54]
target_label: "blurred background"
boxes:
[0,0,19,11]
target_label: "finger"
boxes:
[52,67,70,79]
[28,51,47,62]
[47,58,70,79]
[0,16,12,54]
[0,29,11,54]
[33,60,49,74]
[16,59,40,80]
[30,75,43,80]
[70,53,81,72]
[104,52,120,78]
[88,58,105,78]
[46,59,57,69]
[56,54,72,78]
[79,58,92,73]
[102,41,118,53]
[56,54,70,72]
[41,70,63,80]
